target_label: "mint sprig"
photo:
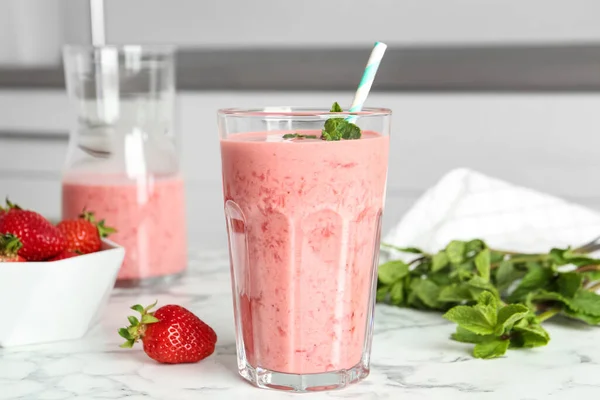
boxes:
[377,238,600,359]
[444,292,549,359]
[320,102,362,141]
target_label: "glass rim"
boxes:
[218,107,392,119]
[63,44,175,56]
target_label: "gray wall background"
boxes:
[3,0,600,65]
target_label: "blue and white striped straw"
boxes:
[346,41,388,123]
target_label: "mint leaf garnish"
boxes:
[321,102,362,141]
[283,133,318,140]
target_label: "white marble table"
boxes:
[2,250,600,400]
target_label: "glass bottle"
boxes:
[61,45,187,287]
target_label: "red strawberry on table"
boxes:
[0,200,65,261]
[119,302,218,364]
[0,233,26,262]
[57,211,116,254]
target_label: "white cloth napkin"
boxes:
[384,168,600,254]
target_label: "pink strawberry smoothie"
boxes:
[221,130,389,374]
[61,174,187,282]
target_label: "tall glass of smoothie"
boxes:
[61,45,187,287]
[218,105,390,392]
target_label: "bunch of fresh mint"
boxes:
[377,239,600,359]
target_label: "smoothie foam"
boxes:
[221,130,389,374]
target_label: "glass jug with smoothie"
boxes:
[219,103,390,391]
[61,46,187,287]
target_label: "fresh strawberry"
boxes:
[57,211,116,254]
[0,200,65,261]
[48,250,81,261]
[0,233,26,262]
[119,302,217,364]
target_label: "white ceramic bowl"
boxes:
[0,240,125,347]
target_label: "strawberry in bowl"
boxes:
[0,200,125,347]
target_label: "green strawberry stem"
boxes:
[79,210,117,237]
[4,198,22,211]
[0,233,22,256]
[118,301,160,348]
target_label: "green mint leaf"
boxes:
[283,133,318,140]
[557,272,583,298]
[467,276,500,299]
[507,264,553,303]
[550,247,600,267]
[127,316,139,327]
[340,122,361,140]
[429,271,452,287]
[512,324,550,348]
[446,240,466,265]
[495,261,524,292]
[376,286,389,302]
[321,103,362,141]
[568,289,600,317]
[490,250,506,264]
[562,308,600,325]
[378,260,409,285]
[465,239,486,257]
[438,284,473,302]
[475,249,491,282]
[474,291,499,328]
[451,326,489,344]
[330,102,343,112]
[323,118,361,140]
[495,304,529,335]
[581,270,600,282]
[407,279,423,308]
[415,279,442,308]
[473,338,510,359]
[549,248,569,265]
[381,244,425,254]
[322,119,343,141]
[443,305,496,335]
[390,281,404,305]
[432,251,449,272]
[530,290,568,303]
